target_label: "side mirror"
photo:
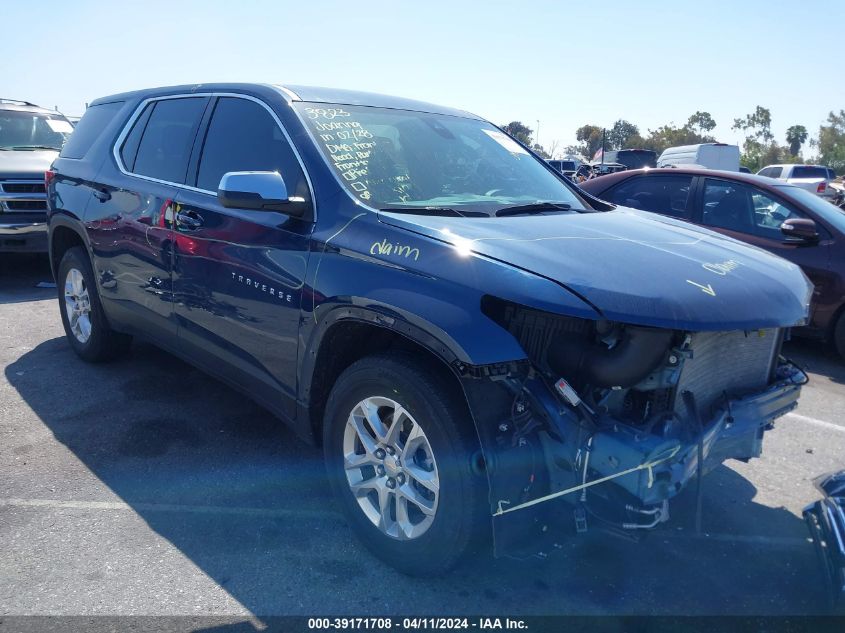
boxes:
[781,218,819,242]
[218,171,302,215]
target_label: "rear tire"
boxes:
[57,246,132,362]
[323,353,485,575]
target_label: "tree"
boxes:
[814,110,845,174]
[500,121,533,146]
[686,111,717,136]
[545,139,562,160]
[732,106,774,143]
[732,106,775,171]
[574,124,605,160]
[607,120,639,150]
[563,144,585,159]
[531,143,551,159]
[785,125,808,157]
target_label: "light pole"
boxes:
[536,119,540,150]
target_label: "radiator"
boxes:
[674,329,782,416]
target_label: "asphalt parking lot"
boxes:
[1,253,844,619]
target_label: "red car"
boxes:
[581,168,845,358]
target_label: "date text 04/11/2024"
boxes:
[307,618,528,630]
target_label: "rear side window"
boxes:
[791,166,828,179]
[606,175,693,218]
[194,97,309,200]
[759,167,783,178]
[59,101,123,159]
[132,97,206,184]
[119,103,154,172]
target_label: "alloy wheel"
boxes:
[342,396,440,540]
[64,268,92,344]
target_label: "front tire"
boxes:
[323,354,485,575]
[57,246,132,362]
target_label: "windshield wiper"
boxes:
[379,206,486,218]
[3,145,60,151]
[495,202,573,217]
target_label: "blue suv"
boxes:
[47,84,811,574]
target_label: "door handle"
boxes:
[176,210,203,230]
[93,189,111,202]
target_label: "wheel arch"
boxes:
[299,306,476,448]
[49,217,90,279]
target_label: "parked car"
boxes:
[757,164,836,200]
[595,149,657,170]
[804,469,845,614]
[581,168,845,357]
[657,143,740,171]
[0,98,73,252]
[588,161,627,175]
[48,84,810,574]
[547,158,580,174]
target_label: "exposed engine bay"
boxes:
[464,297,808,555]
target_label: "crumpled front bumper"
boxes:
[589,375,803,507]
[474,363,806,556]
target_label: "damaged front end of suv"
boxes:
[464,299,807,553]
[375,206,813,557]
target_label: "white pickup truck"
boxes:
[757,164,836,199]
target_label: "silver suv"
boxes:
[757,163,837,199]
[0,98,73,252]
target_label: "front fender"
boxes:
[301,210,601,368]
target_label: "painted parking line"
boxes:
[0,497,338,520]
[786,412,845,433]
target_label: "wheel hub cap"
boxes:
[64,268,92,344]
[343,396,440,540]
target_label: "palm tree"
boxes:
[785,125,808,157]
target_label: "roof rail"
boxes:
[0,98,39,107]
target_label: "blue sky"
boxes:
[4,0,843,157]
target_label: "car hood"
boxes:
[0,150,58,180]
[378,207,812,331]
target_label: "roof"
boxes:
[0,99,57,114]
[762,164,828,169]
[579,167,792,192]
[281,85,480,118]
[87,83,481,119]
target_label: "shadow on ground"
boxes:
[0,254,55,304]
[785,338,845,386]
[4,334,828,617]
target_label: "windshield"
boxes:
[294,103,588,215]
[0,109,73,150]
[777,184,845,233]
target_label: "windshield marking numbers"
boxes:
[370,238,420,261]
[686,280,716,296]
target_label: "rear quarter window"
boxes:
[791,166,828,179]
[59,101,124,159]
